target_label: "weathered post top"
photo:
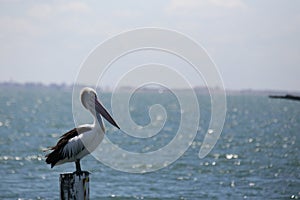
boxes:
[60,171,90,200]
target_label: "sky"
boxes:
[0,0,299,91]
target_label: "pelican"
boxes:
[45,87,119,173]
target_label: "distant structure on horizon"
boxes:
[269,94,300,101]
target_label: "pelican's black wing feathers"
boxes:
[45,126,92,168]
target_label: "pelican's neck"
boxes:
[94,112,105,132]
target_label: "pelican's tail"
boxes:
[45,148,62,168]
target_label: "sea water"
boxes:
[0,85,299,199]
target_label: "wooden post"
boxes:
[60,171,90,200]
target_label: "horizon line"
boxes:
[1,80,300,94]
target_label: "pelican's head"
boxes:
[80,87,120,129]
[80,87,97,110]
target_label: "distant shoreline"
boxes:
[0,81,299,96]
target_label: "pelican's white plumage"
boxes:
[45,87,119,172]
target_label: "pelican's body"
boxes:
[45,87,119,172]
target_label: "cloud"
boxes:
[0,2,92,39]
[58,2,91,13]
[24,2,110,37]
[0,1,123,42]
[111,10,142,19]
[27,4,53,19]
[209,0,246,9]
[166,0,247,15]
[27,2,91,19]
[0,16,43,37]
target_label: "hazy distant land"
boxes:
[0,81,299,97]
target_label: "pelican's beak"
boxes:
[94,98,120,129]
